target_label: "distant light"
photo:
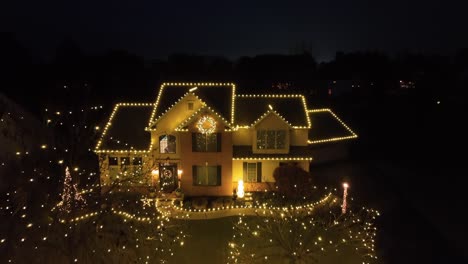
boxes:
[268,104,273,110]
[47,119,52,124]
[189,87,198,92]
[56,112,61,115]
[151,169,159,175]
[95,126,100,130]
[41,145,47,149]
[437,101,440,105]
[343,182,349,188]
[58,160,64,164]
[16,152,21,156]
[74,167,79,171]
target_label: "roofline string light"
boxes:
[249,108,294,128]
[232,157,313,161]
[148,82,236,129]
[236,94,311,128]
[307,109,358,144]
[94,103,154,153]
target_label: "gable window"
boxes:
[192,133,221,152]
[243,162,262,182]
[159,135,176,154]
[257,130,286,149]
[193,165,221,186]
[188,102,194,110]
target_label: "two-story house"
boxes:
[95,83,357,196]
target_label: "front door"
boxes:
[159,163,177,193]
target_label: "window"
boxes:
[192,133,221,152]
[188,102,194,110]
[257,130,286,149]
[159,135,176,154]
[193,165,221,186]
[121,157,130,166]
[243,162,262,182]
[132,157,142,166]
[109,157,118,166]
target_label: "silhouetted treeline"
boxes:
[1,33,467,117]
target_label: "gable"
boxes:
[175,105,233,132]
[253,111,292,130]
[235,95,310,128]
[151,93,205,133]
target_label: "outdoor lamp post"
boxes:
[342,182,349,214]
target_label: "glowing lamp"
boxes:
[237,180,245,198]
[151,169,159,176]
[342,182,349,214]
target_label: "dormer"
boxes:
[251,110,292,154]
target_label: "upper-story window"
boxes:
[257,130,286,149]
[192,133,221,152]
[188,102,194,110]
[159,135,176,154]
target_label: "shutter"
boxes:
[217,165,222,186]
[216,133,222,152]
[257,162,262,182]
[243,162,248,181]
[192,133,197,152]
[192,165,197,185]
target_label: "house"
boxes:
[95,83,357,196]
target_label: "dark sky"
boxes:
[2,0,467,62]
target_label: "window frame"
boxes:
[192,165,221,186]
[256,130,287,150]
[243,162,262,182]
[192,133,221,152]
[159,134,177,154]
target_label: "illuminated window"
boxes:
[108,157,118,166]
[193,165,221,186]
[257,130,286,149]
[192,133,220,152]
[243,162,262,182]
[159,135,176,154]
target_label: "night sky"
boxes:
[2,0,468,61]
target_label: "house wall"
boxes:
[290,129,309,146]
[179,131,233,196]
[232,128,251,145]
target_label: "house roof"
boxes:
[233,146,314,160]
[96,103,153,153]
[175,104,234,131]
[149,83,235,128]
[235,95,310,128]
[307,109,357,144]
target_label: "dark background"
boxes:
[1,0,468,263]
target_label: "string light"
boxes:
[307,109,358,144]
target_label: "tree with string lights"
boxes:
[228,193,379,264]
[57,167,86,213]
